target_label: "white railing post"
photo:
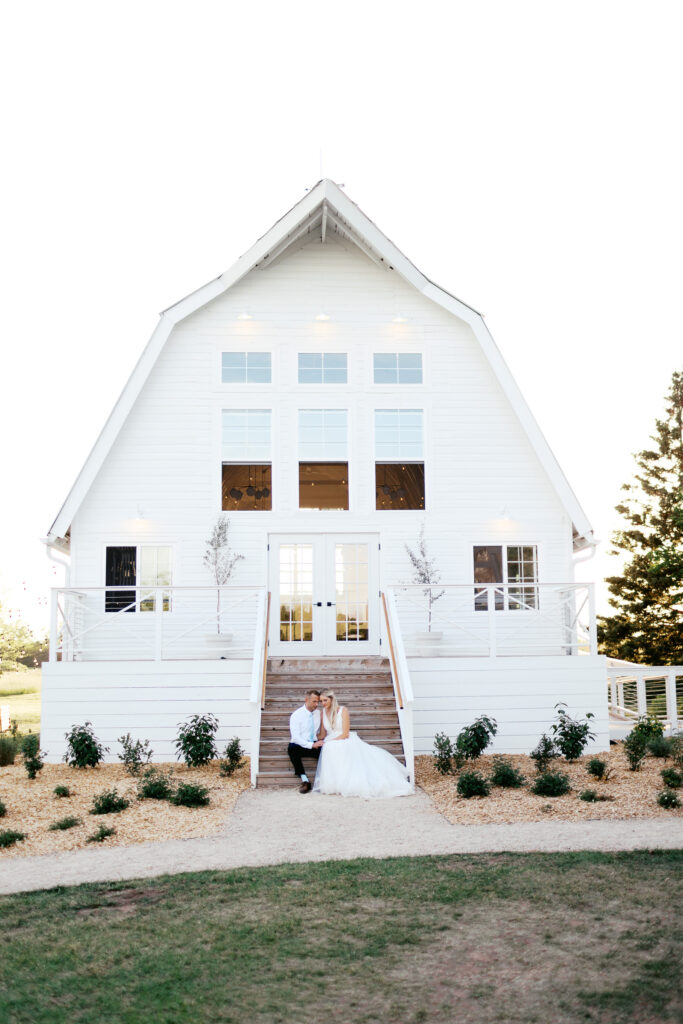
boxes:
[636,675,647,717]
[487,587,497,658]
[666,669,678,732]
[50,589,59,662]
[588,584,597,655]
[154,588,163,661]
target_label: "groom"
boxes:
[288,688,324,793]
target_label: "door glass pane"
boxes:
[279,545,313,643]
[335,544,369,642]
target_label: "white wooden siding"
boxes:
[42,660,253,762]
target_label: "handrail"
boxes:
[381,592,403,708]
[260,592,271,710]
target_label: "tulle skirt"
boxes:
[313,732,412,798]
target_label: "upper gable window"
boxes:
[222,352,271,384]
[222,410,272,461]
[374,410,423,461]
[298,353,347,384]
[373,353,422,384]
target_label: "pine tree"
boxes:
[598,369,683,663]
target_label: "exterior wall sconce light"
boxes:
[237,312,252,320]
[315,313,331,321]
[392,316,408,323]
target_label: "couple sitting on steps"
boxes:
[287,688,412,798]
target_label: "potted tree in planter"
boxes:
[405,525,445,647]
[203,517,244,652]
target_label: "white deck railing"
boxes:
[385,583,597,657]
[607,659,682,731]
[381,590,415,785]
[50,586,267,662]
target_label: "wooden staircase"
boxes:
[255,657,405,789]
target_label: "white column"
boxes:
[50,589,59,662]
[666,669,678,732]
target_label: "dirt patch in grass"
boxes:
[0,760,250,859]
[75,885,167,918]
[415,745,683,825]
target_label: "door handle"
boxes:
[326,602,335,607]
[315,601,323,607]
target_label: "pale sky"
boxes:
[1,0,681,632]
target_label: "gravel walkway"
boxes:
[2,788,682,896]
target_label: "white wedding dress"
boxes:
[313,708,412,798]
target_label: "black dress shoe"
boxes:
[299,781,312,793]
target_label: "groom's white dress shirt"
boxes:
[289,705,321,748]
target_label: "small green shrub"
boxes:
[660,768,683,789]
[90,788,130,815]
[657,789,681,810]
[21,733,45,779]
[648,735,674,759]
[454,716,498,762]
[117,733,153,776]
[0,829,26,848]
[219,737,245,777]
[0,735,17,767]
[0,798,6,817]
[48,816,82,831]
[63,722,109,769]
[456,771,490,799]
[433,733,457,775]
[137,767,175,801]
[170,782,210,807]
[530,734,559,773]
[53,785,71,798]
[86,824,116,844]
[532,771,571,797]
[586,758,609,780]
[623,731,648,771]
[630,714,664,744]
[669,733,683,769]
[550,703,596,761]
[490,757,525,789]
[175,714,219,768]
[579,789,614,803]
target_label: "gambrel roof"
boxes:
[44,179,596,551]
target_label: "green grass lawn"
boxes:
[0,667,41,733]
[1,851,681,1024]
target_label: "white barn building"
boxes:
[42,179,608,782]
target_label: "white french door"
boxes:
[268,534,379,656]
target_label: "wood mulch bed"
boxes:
[0,760,251,859]
[415,744,683,825]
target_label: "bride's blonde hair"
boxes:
[322,690,340,730]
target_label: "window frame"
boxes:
[372,352,423,385]
[472,544,539,611]
[104,544,174,613]
[297,352,349,385]
[220,351,272,385]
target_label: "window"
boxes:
[473,545,538,611]
[222,410,271,461]
[299,463,349,510]
[299,410,347,460]
[298,410,348,509]
[373,353,422,384]
[298,352,347,384]
[222,464,272,510]
[221,352,271,384]
[374,409,424,509]
[105,546,172,613]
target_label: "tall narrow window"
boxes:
[298,409,348,509]
[374,409,424,509]
[222,410,272,510]
[298,353,347,384]
[221,352,271,384]
[473,545,538,610]
[373,353,422,384]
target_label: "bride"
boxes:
[313,690,412,798]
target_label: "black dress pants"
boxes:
[288,742,321,777]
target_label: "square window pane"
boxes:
[299,463,349,510]
[222,366,247,383]
[248,352,270,368]
[398,353,422,368]
[248,367,271,383]
[222,464,272,510]
[375,464,425,510]
[299,368,322,384]
[324,353,347,369]
[323,367,348,384]
[374,368,397,384]
[398,367,422,384]
[222,352,246,367]
[374,353,396,369]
